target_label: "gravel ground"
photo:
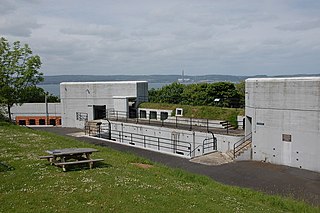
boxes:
[33,127,320,206]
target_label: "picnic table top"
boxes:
[46,148,98,156]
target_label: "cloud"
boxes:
[0,0,17,15]
[2,0,320,76]
[60,24,122,39]
[0,15,42,37]
[276,19,320,31]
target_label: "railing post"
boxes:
[175,116,177,128]
[99,124,101,138]
[136,110,138,124]
[189,118,192,131]
[226,121,229,134]
[158,138,160,150]
[202,140,205,154]
[206,119,209,132]
[144,135,146,148]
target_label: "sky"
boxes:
[0,0,320,76]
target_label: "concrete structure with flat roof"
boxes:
[60,81,148,128]
[245,77,320,172]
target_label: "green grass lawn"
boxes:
[0,123,318,212]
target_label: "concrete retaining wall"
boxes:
[99,121,242,158]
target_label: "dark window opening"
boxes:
[140,110,147,118]
[150,111,157,119]
[50,119,56,126]
[19,120,26,125]
[29,119,36,125]
[39,119,46,125]
[160,112,168,120]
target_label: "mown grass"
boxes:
[0,123,318,213]
[139,103,244,127]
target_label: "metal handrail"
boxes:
[189,144,203,158]
[189,132,217,158]
[105,110,232,134]
[93,123,192,157]
[233,132,252,158]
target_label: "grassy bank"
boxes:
[0,123,317,212]
[139,103,244,127]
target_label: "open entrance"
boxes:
[128,98,137,118]
[245,116,252,135]
[93,105,106,120]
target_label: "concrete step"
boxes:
[190,151,233,166]
[234,141,252,158]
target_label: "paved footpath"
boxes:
[34,127,320,206]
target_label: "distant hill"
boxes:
[40,74,320,85]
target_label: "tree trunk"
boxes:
[7,104,12,122]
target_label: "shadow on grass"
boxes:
[59,161,112,172]
[0,161,15,172]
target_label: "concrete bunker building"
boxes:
[245,77,320,172]
[60,81,148,128]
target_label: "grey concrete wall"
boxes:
[99,121,242,158]
[10,103,61,118]
[60,81,148,128]
[246,77,320,172]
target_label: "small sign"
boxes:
[282,134,292,142]
[256,122,264,126]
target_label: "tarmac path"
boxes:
[34,127,320,206]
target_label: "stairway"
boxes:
[229,132,253,160]
[220,121,237,130]
[85,120,102,136]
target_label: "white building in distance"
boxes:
[60,81,148,128]
[245,77,320,172]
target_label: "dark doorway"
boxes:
[128,98,137,118]
[93,105,106,120]
[245,116,252,135]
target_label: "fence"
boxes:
[105,109,233,134]
[85,121,217,158]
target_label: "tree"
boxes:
[235,80,245,108]
[20,86,60,103]
[181,83,208,105]
[157,82,185,104]
[0,37,43,121]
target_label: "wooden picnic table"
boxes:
[40,148,103,171]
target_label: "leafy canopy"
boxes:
[149,82,244,108]
[0,37,44,120]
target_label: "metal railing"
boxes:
[189,132,217,158]
[106,110,235,134]
[85,121,193,157]
[233,132,252,159]
[111,129,192,156]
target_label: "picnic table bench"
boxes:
[40,148,104,171]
